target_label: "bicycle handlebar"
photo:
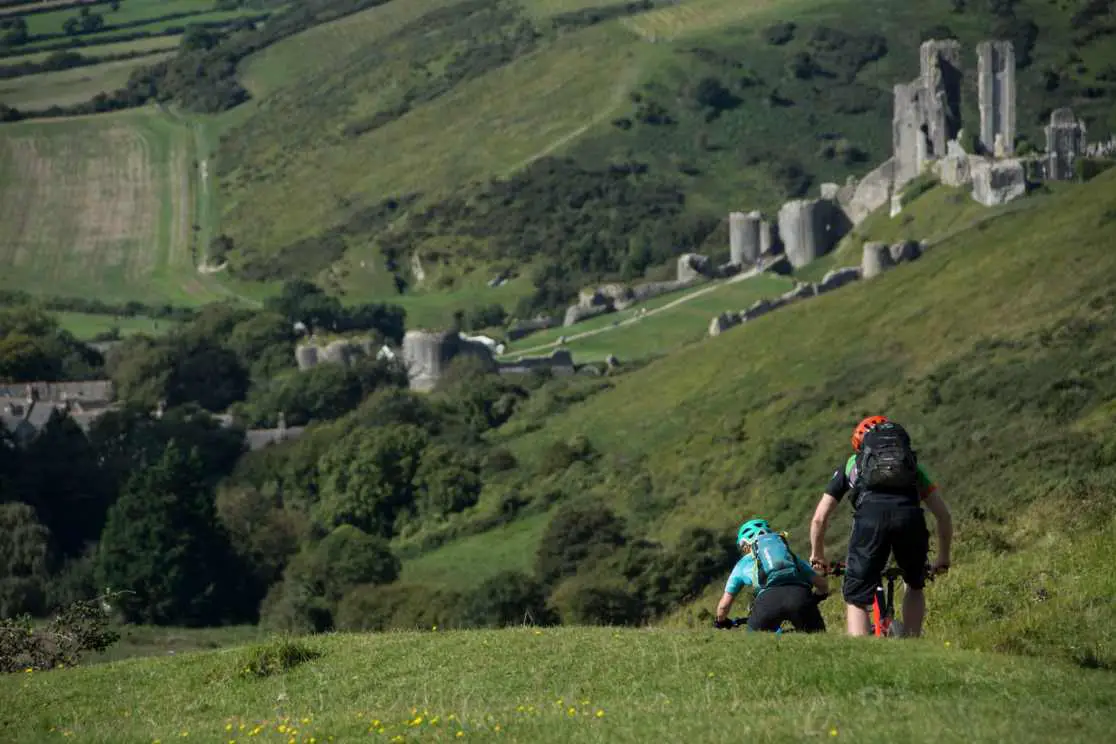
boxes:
[820,561,939,582]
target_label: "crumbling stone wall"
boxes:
[971,158,1027,206]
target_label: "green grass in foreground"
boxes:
[2,629,1113,743]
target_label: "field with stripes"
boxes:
[0,107,233,304]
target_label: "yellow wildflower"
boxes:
[455,733,464,739]
[829,728,838,737]
[595,710,605,719]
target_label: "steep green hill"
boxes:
[209,0,1116,318]
[2,629,1114,743]
[393,167,1116,668]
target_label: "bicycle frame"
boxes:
[828,563,921,638]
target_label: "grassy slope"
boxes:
[2,629,1114,743]
[221,18,647,259]
[398,170,1116,665]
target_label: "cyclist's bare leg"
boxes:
[901,586,925,637]
[846,603,871,636]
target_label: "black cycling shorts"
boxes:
[843,503,930,607]
[747,585,826,633]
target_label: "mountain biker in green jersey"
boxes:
[808,415,953,638]
[713,518,831,633]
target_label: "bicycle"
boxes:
[824,561,935,638]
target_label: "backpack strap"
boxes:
[755,546,768,587]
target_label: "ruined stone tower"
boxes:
[1045,108,1087,181]
[977,40,1016,156]
[919,39,963,159]
[892,82,927,186]
[892,39,963,189]
[728,211,762,265]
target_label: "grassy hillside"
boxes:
[389,168,1116,667]
[3,0,1113,321]
[207,0,1116,317]
[2,629,1113,743]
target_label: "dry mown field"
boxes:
[0,107,231,304]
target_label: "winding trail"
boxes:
[503,61,642,177]
[501,263,767,358]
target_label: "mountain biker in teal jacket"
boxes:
[714,518,830,633]
[808,415,953,638]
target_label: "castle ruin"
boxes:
[1045,108,1087,181]
[977,40,1016,157]
[893,39,963,189]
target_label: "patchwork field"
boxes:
[20,0,214,36]
[0,52,173,108]
[0,107,235,305]
[6,34,180,64]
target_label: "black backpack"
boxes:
[855,421,919,492]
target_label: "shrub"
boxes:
[0,593,121,673]
[548,576,643,626]
[1076,158,1116,183]
[460,571,554,628]
[335,583,465,631]
[535,503,627,586]
[759,437,814,474]
[237,635,322,678]
[900,173,940,206]
[764,21,795,45]
[538,434,598,475]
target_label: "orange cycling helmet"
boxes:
[851,415,889,451]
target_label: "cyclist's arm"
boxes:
[922,489,953,567]
[715,592,735,622]
[810,493,840,565]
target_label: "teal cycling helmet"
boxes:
[737,518,772,547]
